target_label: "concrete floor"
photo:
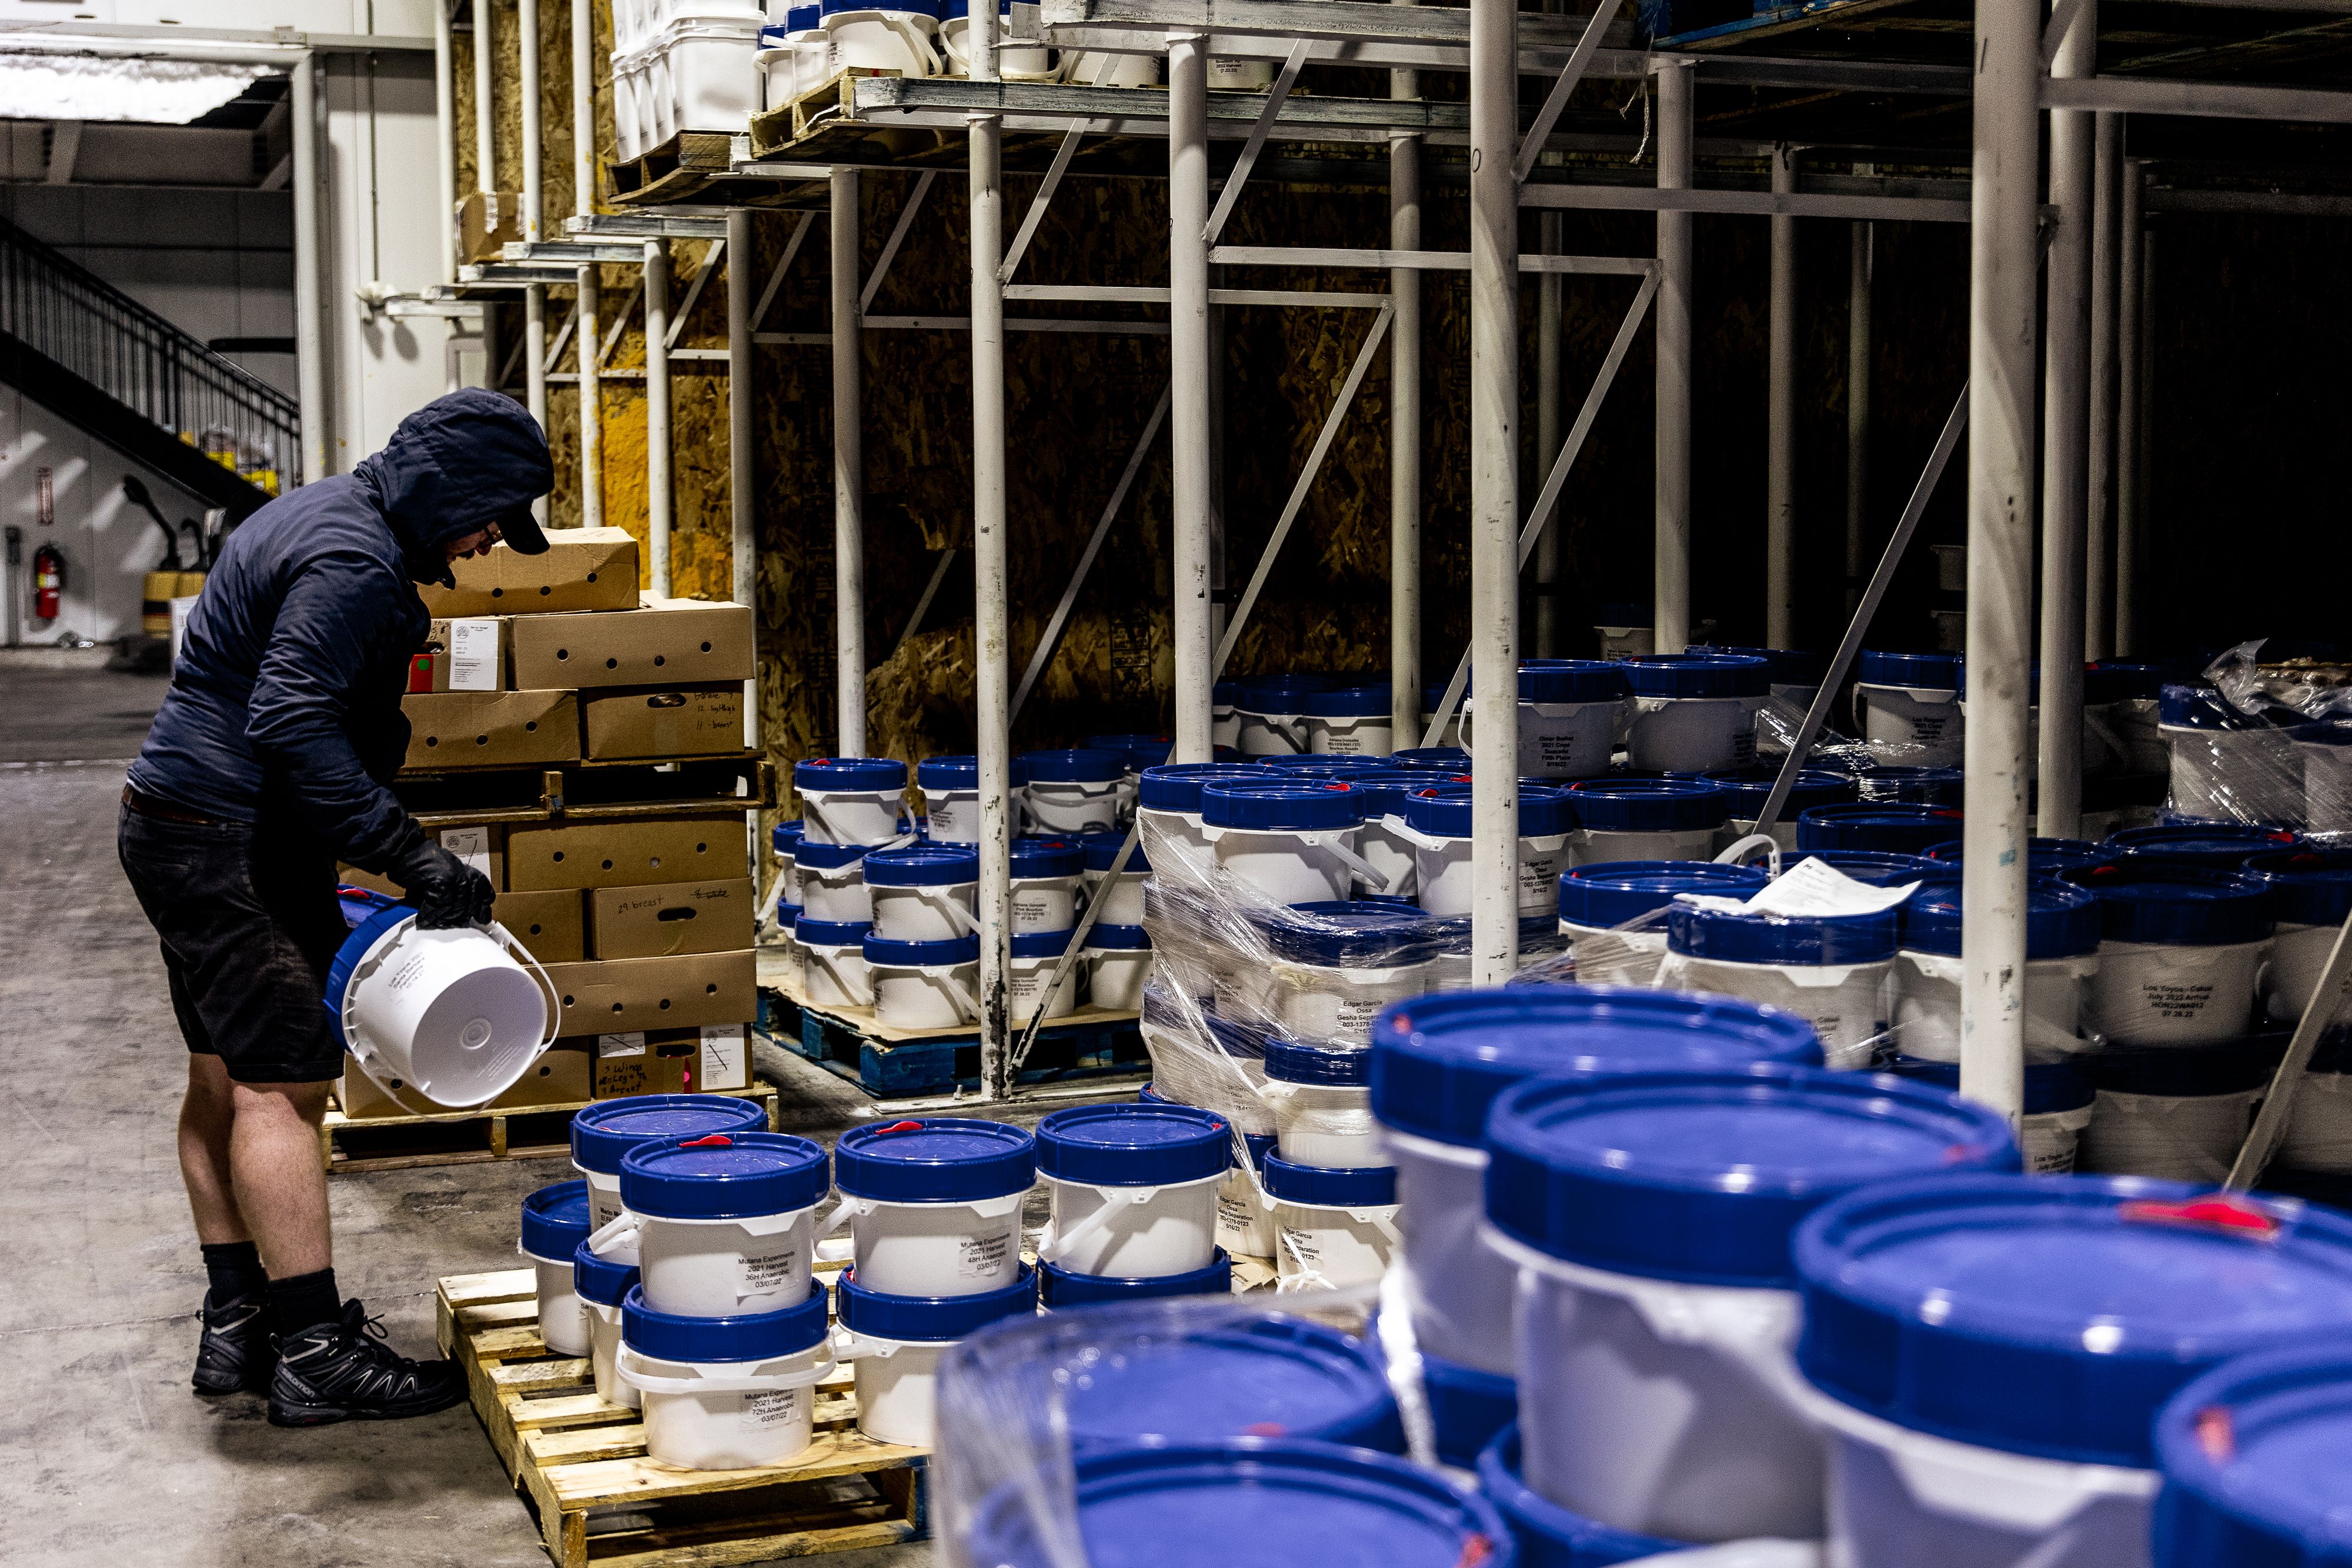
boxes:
[0,650,934,1568]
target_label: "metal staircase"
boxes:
[0,214,299,519]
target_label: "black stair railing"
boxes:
[0,214,301,498]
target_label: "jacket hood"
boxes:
[355,389,555,585]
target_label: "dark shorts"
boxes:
[117,800,348,1085]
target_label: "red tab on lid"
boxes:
[2196,1405,2236,1463]
[875,1121,926,1135]
[1241,1422,1287,1436]
[678,1134,734,1148]
[2119,1195,2281,1239]
[1454,1536,1497,1568]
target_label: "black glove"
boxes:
[389,834,496,930]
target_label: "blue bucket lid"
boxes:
[835,1264,1036,1342]
[864,932,980,967]
[1897,874,2103,959]
[1237,675,1336,710]
[1213,679,1244,706]
[1666,902,1899,966]
[1037,1102,1231,1185]
[2060,861,2277,945]
[324,899,413,1046]
[2084,1035,2287,1097]
[617,1130,830,1221]
[796,915,871,947]
[820,0,941,16]
[1795,1175,2352,1467]
[1297,684,1393,718]
[770,820,804,852]
[2087,660,2164,701]
[570,1094,771,1176]
[1420,1350,1517,1469]
[832,1116,1036,1202]
[1401,782,1575,839]
[917,754,1033,790]
[2245,847,2352,926]
[1137,762,1267,813]
[1797,802,1966,854]
[2161,683,2274,731]
[1698,765,1857,818]
[1564,777,1728,833]
[572,1237,640,1308]
[1264,1037,1371,1086]
[1556,859,1771,927]
[1857,648,1959,688]
[1262,1152,1396,1208]
[1207,1011,1273,1064]
[1010,928,1073,959]
[1037,1249,1232,1308]
[620,1280,828,1364]
[1780,850,1937,887]
[1201,780,1366,831]
[1255,753,1394,775]
[1009,836,1084,877]
[1921,835,2107,875]
[942,0,1014,19]
[988,1440,1508,1568]
[1018,747,1127,784]
[1476,1423,1688,1564]
[1320,768,1422,815]
[1693,644,1828,688]
[1081,833,1149,873]
[1485,1065,2019,1288]
[861,842,978,886]
[1848,765,1966,805]
[1062,1322,1402,1453]
[1518,658,1631,704]
[2152,1343,2352,1566]
[785,2,820,26]
[794,755,906,791]
[1085,922,1152,951]
[1259,901,1436,968]
[1621,653,1770,699]
[1368,986,1824,1148]
[1888,1052,2095,1114]
[520,1179,593,1262]
[1087,733,1175,769]
[794,837,878,872]
[1391,746,1472,770]
[2112,823,2304,868]
[779,902,804,929]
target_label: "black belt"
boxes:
[123,785,246,828]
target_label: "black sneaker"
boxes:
[266,1301,468,1427]
[193,1292,275,1395]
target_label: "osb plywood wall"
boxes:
[464,5,1977,835]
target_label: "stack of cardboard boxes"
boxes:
[337,527,763,1118]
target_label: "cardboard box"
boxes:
[699,1023,752,1092]
[457,190,524,265]
[590,1028,704,1098]
[414,616,509,693]
[403,690,580,770]
[546,950,758,1035]
[336,1042,592,1120]
[493,887,586,962]
[506,814,744,891]
[587,877,755,959]
[418,526,640,618]
[581,685,745,760]
[338,822,506,895]
[508,598,754,691]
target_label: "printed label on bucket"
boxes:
[744,1386,802,1430]
[1012,892,1060,925]
[590,1192,625,1229]
[960,1231,1012,1281]
[739,1245,801,1296]
[1219,1193,1259,1235]
[1278,1226,1325,1268]
[2136,976,2221,1025]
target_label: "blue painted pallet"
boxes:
[794,1004,1148,1099]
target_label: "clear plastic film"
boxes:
[2166,640,2352,833]
[933,1292,1395,1568]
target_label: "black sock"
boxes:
[201,1241,266,1306]
[268,1268,343,1338]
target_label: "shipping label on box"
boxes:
[420,617,507,692]
[509,599,754,691]
[592,1028,701,1096]
[581,686,745,760]
[588,877,754,959]
[402,690,580,769]
[458,189,524,265]
[506,815,743,891]
[700,1024,750,1092]
[547,950,758,1035]
[493,887,585,962]
[417,526,640,618]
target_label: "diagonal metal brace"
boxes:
[1204,41,1314,245]
[861,170,938,314]
[753,213,817,332]
[1513,0,1622,185]
[1000,119,1095,284]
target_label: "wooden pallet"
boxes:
[394,753,776,825]
[439,1269,926,1567]
[606,131,744,207]
[321,1080,779,1174]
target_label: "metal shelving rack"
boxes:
[453,0,2352,1153]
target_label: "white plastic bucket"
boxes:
[1040,1169,1224,1279]
[1087,941,1152,1011]
[574,1236,643,1410]
[2079,1085,2263,1182]
[841,1193,1023,1295]
[2300,733,2352,833]
[844,1331,950,1443]
[1266,1081,1379,1168]
[331,909,557,1112]
[1892,948,2094,1062]
[1272,957,1435,1045]
[1355,815,1419,900]
[2278,1069,2352,1173]
[866,938,983,1031]
[794,760,908,846]
[2162,722,2308,826]
[1083,863,1147,926]
[1412,828,1573,919]
[1269,1193,1397,1292]
[615,50,644,159]
[819,6,941,74]
[521,1182,594,1358]
[1307,713,1395,756]
[620,1336,833,1470]
[1459,696,1621,780]
[1384,1127,1516,1376]
[796,847,874,924]
[832,1265,1037,1445]
[1205,55,1274,89]
[2266,921,2338,1023]
[1572,825,1718,865]
[2088,937,2269,1047]
[628,1204,818,1318]
[664,16,766,131]
[586,1299,636,1407]
[864,844,980,942]
[1061,48,1159,86]
[1626,696,1762,773]
[939,6,1054,78]
[1023,768,1124,834]
[800,927,873,1008]
[1660,951,1890,1070]
[1560,917,1671,955]
[1004,873,1076,933]
[1208,821,1367,905]
[1008,945,1081,1025]
[1855,683,1965,766]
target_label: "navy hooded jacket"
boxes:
[128,390,554,870]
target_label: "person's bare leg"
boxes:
[227,1080,333,1279]
[180,1055,249,1245]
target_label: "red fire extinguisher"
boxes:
[32,543,64,622]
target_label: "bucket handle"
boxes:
[807,946,876,1008]
[587,1211,640,1254]
[830,1325,905,1362]
[883,11,943,75]
[913,885,980,937]
[1035,1185,1158,1264]
[487,918,563,1054]
[1715,832,1782,875]
[616,1343,838,1397]
[934,970,985,1024]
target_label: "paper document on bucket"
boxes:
[1678,857,1920,919]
